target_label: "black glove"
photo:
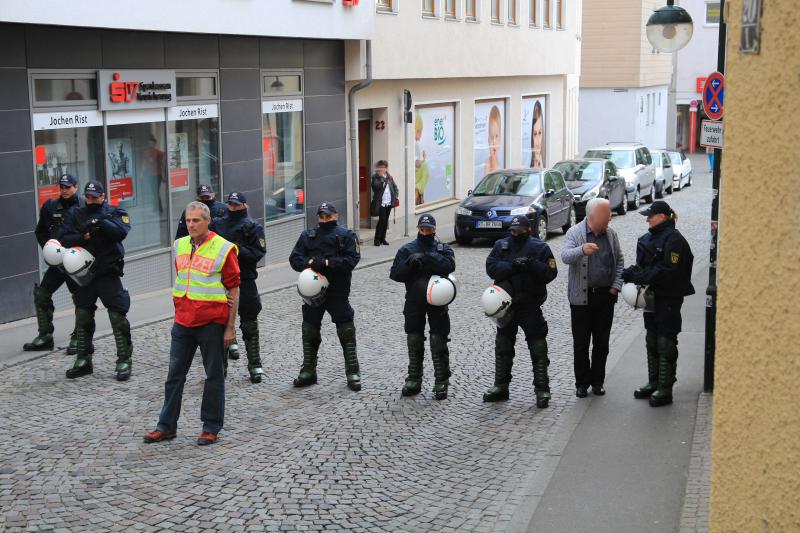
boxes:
[408,253,425,269]
[241,222,255,239]
[512,257,529,272]
[622,265,641,283]
[309,255,327,272]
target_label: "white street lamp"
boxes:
[646,0,694,52]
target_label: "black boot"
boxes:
[228,333,240,360]
[650,336,678,407]
[67,315,96,355]
[402,333,424,396]
[337,321,361,391]
[241,320,264,384]
[634,331,660,399]
[530,338,551,408]
[294,322,320,387]
[483,334,514,402]
[23,284,55,351]
[430,334,451,401]
[66,307,94,379]
[109,310,133,381]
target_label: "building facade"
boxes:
[0,0,372,323]
[577,0,673,154]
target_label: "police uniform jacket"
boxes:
[175,200,227,240]
[211,210,266,280]
[35,195,83,247]
[289,222,360,295]
[60,203,130,276]
[389,236,455,297]
[630,219,695,298]
[486,235,558,306]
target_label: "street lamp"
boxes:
[646,0,694,52]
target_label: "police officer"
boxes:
[60,180,133,381]
[210,192,266,383]
[289,202,362,391]
[24,174,95,354]
[175,184,227,240]
[623,200,694,407]
[484,215,558,408]
[389,214,455,400]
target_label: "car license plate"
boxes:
[476,221,502,229]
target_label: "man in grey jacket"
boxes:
[561,198,624,398]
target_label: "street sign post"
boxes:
[703,72,725,121]
[700,120,724,149]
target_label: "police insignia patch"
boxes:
[548,258,556,269]
[670,252,680,264]
[355,240,361,253]
[259,238,266,248]
[121,215,130,224]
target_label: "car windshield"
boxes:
[585,149,636,169]
[652,152,662,165]
[472,172,543,196]
[554,161,601,182]
[668,152,682,165]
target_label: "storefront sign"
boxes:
[109,177,134,202]
[37,185,61,208]
[33,110,103,131]
[695,77,707,93]
[98,70,176,111]
[262,99,303,114]
[167,104,219,122]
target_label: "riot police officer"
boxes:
[484,215,558,408]
[24,174,94,354]
[60,180,132,381]
[623,201,694,407]
[211,192,266,383]
[289,202,362,391]
[175,184,227,240]
[389,214,456,400]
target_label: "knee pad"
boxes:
[75,307,95,328]
[33,284,53,308]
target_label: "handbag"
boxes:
[393,198,400,208]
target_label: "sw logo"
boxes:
[109,72,139,103]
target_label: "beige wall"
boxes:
[710,1,800,531]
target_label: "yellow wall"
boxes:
[711,1,800,531]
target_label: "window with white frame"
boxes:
[508,0,518,24]
[556,0,564,28]
[705,2,721,25]
[466,0,477,20]
[422,0,435,16]
[445,0,457,18]
[543,0,552,27]
[491,0,503,23]
[529,0,538,26]
[376,0,393,12]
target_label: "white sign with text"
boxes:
[167,104,219,122]
[262,99,303,114]
[33,110,103,131]
[700,120,724,149]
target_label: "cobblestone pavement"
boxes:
[679,393,712,533]
[1,172,711,532]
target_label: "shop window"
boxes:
[415,103,456,206]
[176,77,217,99]
[263,74,302,96]
[263,102,304,222]
[33,76,97,107]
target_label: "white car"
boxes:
[665,149,692,190]
[652,150,675,197]
[584,143,657,209]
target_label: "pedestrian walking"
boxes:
[144,201,240,446]
[623,200,695,407]
[370,160,399,246]
[389,214,455,400]
[561,198,624,398]
[483,216,558,408]
[289,202,362,391]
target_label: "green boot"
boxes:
[650,336,678,407]
[228,333,240,360]
[483,333,514,402]
[430,334,451,401]
[109,310,133,381]
[530,338,551,408]
[402,333,425,396]
[634,331,660,399]
[23,284,55,351]
[294,322,320,387]
[337,321,361,391]
[67,318,97,355]
[241,320,264,384]
[66,307,94,379]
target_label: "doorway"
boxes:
[358,112,372,228]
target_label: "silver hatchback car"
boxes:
[584,143,657,209]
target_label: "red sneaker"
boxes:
[197,432,218,446]
[143,429,176,443]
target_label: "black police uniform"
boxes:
[484,231,558,407]
[390,229,456,399]
[625,217,694,406]
[175,199,227,240]
[60,195,133,381]
[289,218,362,390]
[211,208,266,382]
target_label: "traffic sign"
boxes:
[700,120,724,149]
[703,72,725,121]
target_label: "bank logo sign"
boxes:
[98,70,176,111]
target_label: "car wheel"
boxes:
[675,176,682,191]
[629,188,641,209]
[667,182,673,195]
[562,207,576,234]
[536,215,548,241]
[616,193,628,215]
[645,183,656,203]
[656,183,664,199]
[456,235,472,246]
[688,174,692,186]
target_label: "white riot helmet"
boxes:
[43,239,66,267]
[482,284,514,327]
[426,274,458,307]
[297,268,329,307]
[621,283,653,310]
[62,247,95,286]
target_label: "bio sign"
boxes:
[98,70,176,111]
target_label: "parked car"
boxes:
[664,149,692,190]
[553,158,628,221]
[454,168,575,245]
[584,143,656,209]
[651,150,674,197]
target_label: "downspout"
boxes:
[348,39,373,241]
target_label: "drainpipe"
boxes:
[348,39,373,241]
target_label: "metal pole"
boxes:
[403,93,410,237]
[704,0,725,393]
[347,40,372,241]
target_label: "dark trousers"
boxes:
[157,322,226,434]
[238,278,262,321]
[497,304,548,341]
[374,205,392,244]
[644,296,684,338]
[302,292,355,326]
[40,266,79,297]
[570,287,616,388]
[73,274,130,314]
[403,300,451,336]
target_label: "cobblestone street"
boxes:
[1,172,711,532]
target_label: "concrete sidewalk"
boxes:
[521,265,709,533]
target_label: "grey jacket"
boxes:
[561,219,624,306]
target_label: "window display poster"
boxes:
[414,104,455,206]
[35,143,70,207]
[474,100,505,184]
[168,132,190,191]
[108,138,136,204]
[521,96,547,168]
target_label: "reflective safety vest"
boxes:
[172,234,237,302]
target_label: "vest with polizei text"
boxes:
[172,234,236,302]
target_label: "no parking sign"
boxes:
[703,72,725,121]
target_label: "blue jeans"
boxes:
[157,322,226,434]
